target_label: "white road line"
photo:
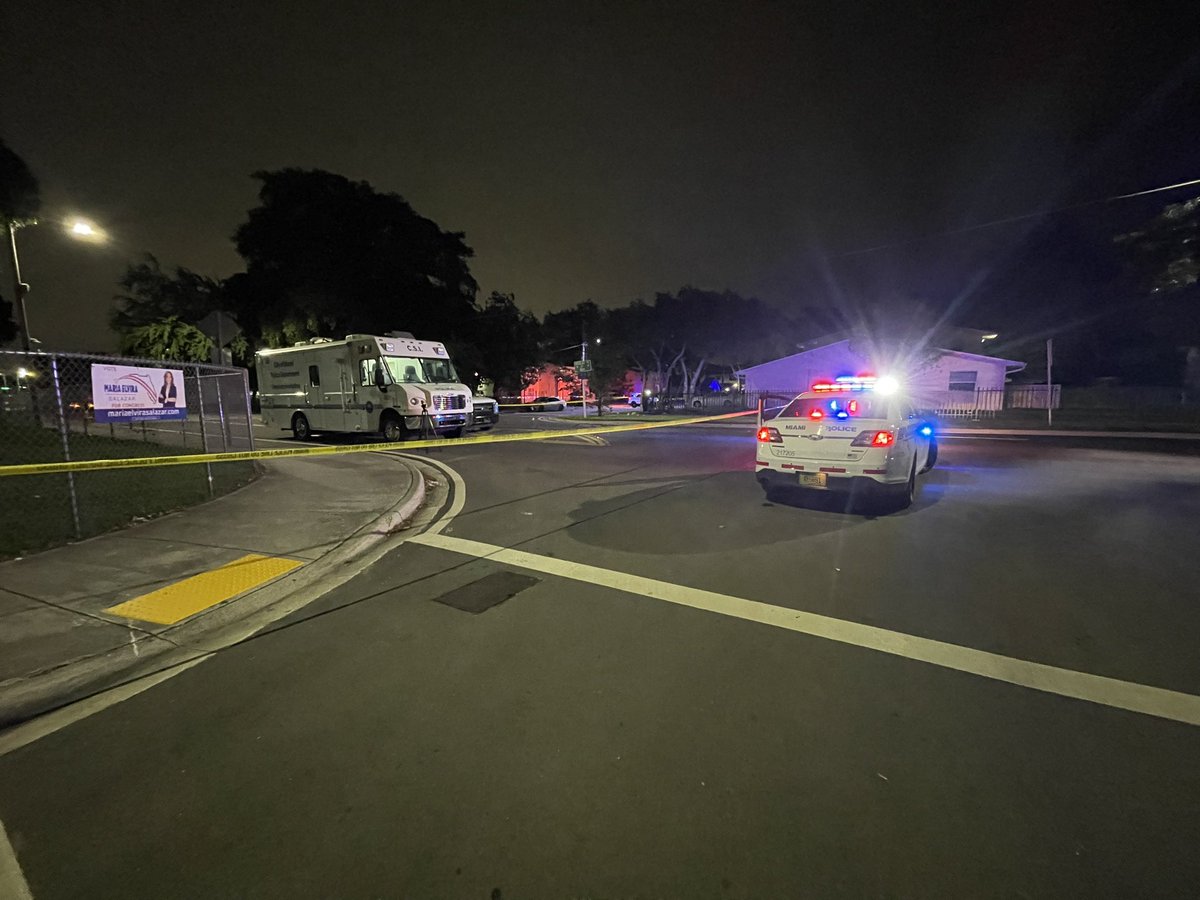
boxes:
[0,818,32,900]
[0,656,213,759]
[409,532,1200,727]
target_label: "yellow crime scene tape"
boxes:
[496,398,595,408]
[0,410,756,478]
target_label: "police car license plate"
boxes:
[797,472,827,488]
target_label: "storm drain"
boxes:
[432,571,540,614]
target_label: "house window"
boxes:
[308,365,320,387]
[949,370,978,391]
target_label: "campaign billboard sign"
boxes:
[90,364,187,423]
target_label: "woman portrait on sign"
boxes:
[158,371,178,408]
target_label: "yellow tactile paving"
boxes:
[104,554,303,625]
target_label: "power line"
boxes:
[838,176,1200,258]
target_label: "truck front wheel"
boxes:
[380,414,405,442]
[292,413,311,441]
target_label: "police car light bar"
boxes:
[812,375,875,392]
[810,374,900,395]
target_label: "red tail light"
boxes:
[851,430,894,447]
[757,426,783,443]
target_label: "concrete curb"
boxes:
[0,459,428,729]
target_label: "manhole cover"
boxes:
[432,571,539,614]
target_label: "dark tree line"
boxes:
[82,157,1200,394]
[0,137,41,345]
[103,167,823,394]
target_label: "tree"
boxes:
[119,316,213,362]
[0,138,40,343]
[625,288,790,403]
[110,254,249,362]
[538,301,632,413]
[231,169,478,348]
[0,138,39,225]
[0,292,17,344]
[111,254,226,331]
[454,291,541,394]
[1116,195,1200,392]
[1117,196,1200,295]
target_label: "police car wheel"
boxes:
[292,414,311,441]
[894,465,917,510]
[920,439,938,473]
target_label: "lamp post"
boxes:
[4,217,107,351]
[5,222,32,352]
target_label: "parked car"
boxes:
[531,396,566,412]
[468,396,500,431]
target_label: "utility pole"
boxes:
[581,325,588,420]
[1046,338,1053,428]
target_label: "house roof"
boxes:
[736,340,1026,375]
[935,347,1027,370]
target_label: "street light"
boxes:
[5,216,108,351]
[67,218,107,242]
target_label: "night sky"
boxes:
[2,0,1197,353]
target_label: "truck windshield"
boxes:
[383,356,459,385]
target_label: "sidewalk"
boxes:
[0,452,426,727]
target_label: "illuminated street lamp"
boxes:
[5,216,108,351]
[67,218,107,242]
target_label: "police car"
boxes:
[755,375,937,509]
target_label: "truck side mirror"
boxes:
[374,364,388,391]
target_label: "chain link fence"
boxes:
[0,349,259,558]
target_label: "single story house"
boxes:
[735,339,1026,411]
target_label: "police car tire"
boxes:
[292,413,311,441]
[920,439,938,473]
[894,465,917,510]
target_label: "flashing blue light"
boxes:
[708,379,721,391]
[918,424,933,437]
[835,410,849,419]
[829,399,839,410]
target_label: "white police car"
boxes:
[755,375,936,509]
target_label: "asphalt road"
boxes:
[2,413,1199,899]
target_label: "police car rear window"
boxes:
[776,396,886,420]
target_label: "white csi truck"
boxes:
[257,333,472,441]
